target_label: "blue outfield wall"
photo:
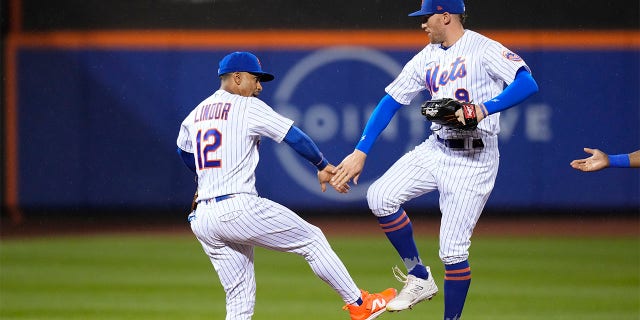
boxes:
[15,46,640,212]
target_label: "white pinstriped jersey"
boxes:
[386,30,530,139]
[177,89,294,201]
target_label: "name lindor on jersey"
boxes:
[194,102,232,123]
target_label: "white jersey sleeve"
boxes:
[481,39,531,86]
[246,98,294,143]
[177,109,196,153]
[385,52,428,105]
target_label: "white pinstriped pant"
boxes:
[367,135,499,265]
[189,193,361,320]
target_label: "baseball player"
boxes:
[176,51,396,320]
[330,1,539,319]
[571,148,640,171]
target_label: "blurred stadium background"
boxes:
[1,0,639,229]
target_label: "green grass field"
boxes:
[1,233,638,319]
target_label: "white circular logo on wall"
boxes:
[273,46,425,201]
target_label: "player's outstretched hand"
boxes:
[331,150,367,187]
[570,147,609,172]
[319,164,350,193]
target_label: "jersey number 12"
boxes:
[196,129,222,170]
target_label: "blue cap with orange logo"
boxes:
[408,0,465,16]
[217,51,275,82]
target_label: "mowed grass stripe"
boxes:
[1,234,638,320]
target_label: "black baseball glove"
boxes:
[420,98,478,130]
[190,190,198,212]
[190,176,198,215]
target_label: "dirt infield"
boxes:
[1,214,638,239]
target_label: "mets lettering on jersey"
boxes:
[425,57,467,94]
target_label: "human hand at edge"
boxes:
[570,147,609,172]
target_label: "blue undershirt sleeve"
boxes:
[283,125,328,170]
[355,94,403,154]
[483,67,539,115]
[177,147,197,174]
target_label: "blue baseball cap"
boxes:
[217,51,275,82]
[408,0,465,16]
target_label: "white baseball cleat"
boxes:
[386,265,438,312]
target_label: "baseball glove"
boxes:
[190,190,198,212]
[190,176,198,214]
[420,98,478,130]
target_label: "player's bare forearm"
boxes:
[331,150,367,187]
[319,164,350,193]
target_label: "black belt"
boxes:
[436,135,484,149]
[202,194,235,204]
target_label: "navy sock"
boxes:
[355,297,363,306]
[444,260,471,320]
[378,208,428,279]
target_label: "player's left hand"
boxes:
[421,98,482,130]
[454,103,487,125]
[319,164,350,193]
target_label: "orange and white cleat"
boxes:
[343,288,397,320]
